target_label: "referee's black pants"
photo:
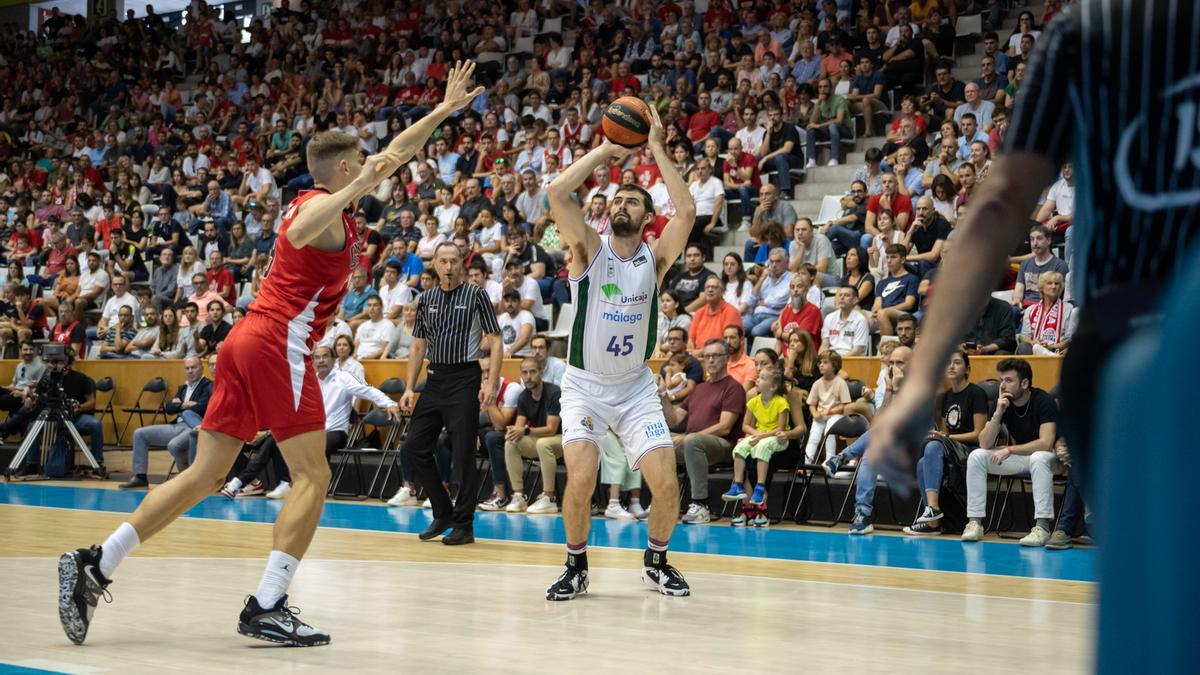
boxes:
[402,362,482,529]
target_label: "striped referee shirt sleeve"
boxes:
[1003,11,1082,166]
[411,289,429,341]
[475,285,502,335]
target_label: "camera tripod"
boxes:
[4,406,99,480]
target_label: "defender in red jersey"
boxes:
[58,63,484,649]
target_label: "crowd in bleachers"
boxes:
[0,0,1085,547]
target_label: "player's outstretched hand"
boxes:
[362,151,403,183]
[646,103,665,147]
[864,384,935,496]
[439,61,486,113]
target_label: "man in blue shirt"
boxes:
[847,55,888,137]
[872,244,919,336]
[789,39,822,86]
[341,266,378,331]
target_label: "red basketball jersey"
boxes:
[249,189,361,348]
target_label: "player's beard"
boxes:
[610,213,642,238]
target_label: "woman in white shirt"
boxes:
[331,334,366,383]
[722,253,756,324]
[654,290,692,356]
[433,187,460,233]
[174,246,207,304]
[416,215,447,261]
[868,210,906,279]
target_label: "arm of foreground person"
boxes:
[864,152,1055,488]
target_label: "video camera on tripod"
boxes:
[3,344,100,480]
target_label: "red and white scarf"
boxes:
[1028,298,1064,343]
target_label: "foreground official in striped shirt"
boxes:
[867,3,1199,672]
[399,241,502,545]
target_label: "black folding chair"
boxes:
[118,377,168,445]
[779,414,870,526]
[93,377,120,447]
[329,409,400,500]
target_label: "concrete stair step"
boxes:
[804,163,860,183]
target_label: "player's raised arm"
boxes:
[546,139,625,276]
[383,61,484,162]
[286,142,405,249]
[647,105,696,280]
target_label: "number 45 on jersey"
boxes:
[606,335,634,356]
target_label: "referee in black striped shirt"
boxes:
[400,241,502,545]
[869,3,1198,673]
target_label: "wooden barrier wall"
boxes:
[0,356,1063,440]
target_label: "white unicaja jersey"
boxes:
[568,235,659,376]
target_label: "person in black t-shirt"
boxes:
[757,108,806,196]
[962,358,1058,546]
[195,300,231,356]
[503,358,563,514]
[667,244,717,312]
[906,349,990,535]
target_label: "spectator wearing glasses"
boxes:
[660,339,747,525]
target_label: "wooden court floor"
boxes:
[0,486,1094,674]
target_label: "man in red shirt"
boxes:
[721,137,760,219]
[774,275,823,345]
[206,250,237,305]
[609,62,642,95]
[687,92,722,144]
[865,172,913,233]
[58,62,485,650]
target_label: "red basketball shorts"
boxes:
[202,314,326,443]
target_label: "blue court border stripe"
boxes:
[0,484,1096,583]
[0,665,68,674]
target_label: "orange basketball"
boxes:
[602,96,653,147]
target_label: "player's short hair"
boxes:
[1030,224,1052,240]
[885,243,909,258]
[614,184,655,215]
[305,131,360,182]
[895,312,917,328]
[502,288,521,301]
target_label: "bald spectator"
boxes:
[954,82,996,132]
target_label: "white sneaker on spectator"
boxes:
[681,503,711,524]
[826,159,839,167]
[961,520,984,542]
[527,494,558,514]
[605,502,635,520]
[629,501,648,520]
[506,493,528,513]
[220,478,242,500]
[805,158,817,169]
[387,486,420,507]
[1019,525,1051,547]
[265,481,290,500]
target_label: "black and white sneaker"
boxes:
[914,506,944,524]
[903,521,943,536]
[58,545,112,645]
[237,594,331,647]
[546,566,589,601]
[642,564,690,596]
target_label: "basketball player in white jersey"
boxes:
[544,106,696,599]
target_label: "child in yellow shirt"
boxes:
[723,366,790,510]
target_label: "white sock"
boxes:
[99,522,140,579]
[630,498,641,505]
[254,551,299,608]
[608,499,620,506]
[227,477,242,491]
